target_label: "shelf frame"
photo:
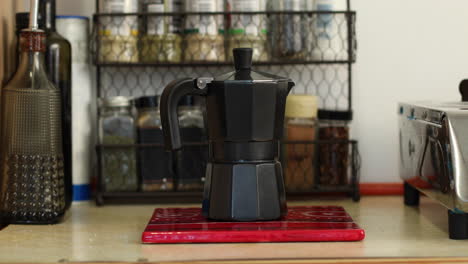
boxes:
[93,1,360,205]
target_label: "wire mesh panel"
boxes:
[93,11,356,64]
[99,64,350,112]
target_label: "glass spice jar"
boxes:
[318,117,350,186]
[283,95,318,192]
[267,0,309,61]
[176,96,207,191]
[98,96,138,192]
[98,0,139,63]
[140,0,183,63]
[183,0,225,62]
[135,96,173,191]
[226,0,269,62]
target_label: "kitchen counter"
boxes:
[1,196,468,263]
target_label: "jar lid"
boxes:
[285,95,318,118]
[135,96,158,109]
[99,96,132,108]
[318,110,353,121]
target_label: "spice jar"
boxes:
[184,0,225,62]
[267,0,309,61]
[318,114,350,186]
[140,0,182,63]
[98,96,138,192]
[176,96,207,191]
[226,0,269,62]
[135,96,173,191]
[283,95,318,192]
[98,0,139,63]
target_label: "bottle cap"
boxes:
[17,13,46,53]
[134,96,158,109]
[285,95,318,118]
[16,13,30,34]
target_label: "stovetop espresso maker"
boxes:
[160,48,294,221]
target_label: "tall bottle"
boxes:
[39,0,73,209]
[0,0,65,224]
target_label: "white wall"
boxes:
[352,0,468,182]
[56,0,95,17]
[22,0,95,17]
[43,0,468,183]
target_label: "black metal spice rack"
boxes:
[92,1,360,205]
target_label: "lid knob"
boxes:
[233,48,253,71]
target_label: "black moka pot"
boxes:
[160,48,295,221]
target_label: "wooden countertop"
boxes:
[1,196,468,263]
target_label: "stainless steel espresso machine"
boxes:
[399,80,468,239]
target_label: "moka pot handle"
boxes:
[160,78,207,151]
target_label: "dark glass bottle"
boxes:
[0,0,65,224]
[39,0,72,209]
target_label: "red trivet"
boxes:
[142,206,365,243]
